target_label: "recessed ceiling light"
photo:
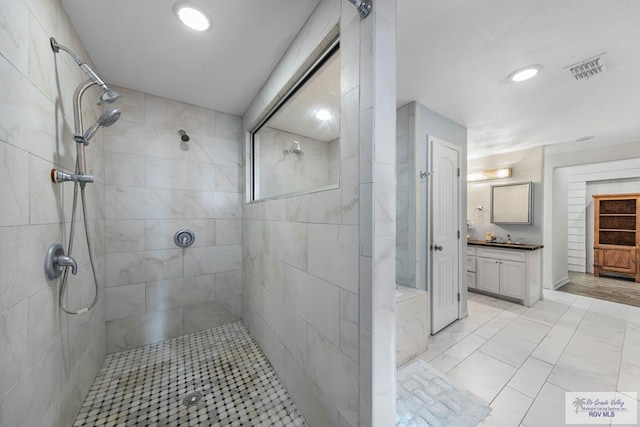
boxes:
[315,109,332,121]
[173,2,211,31]
[508,65,542,82]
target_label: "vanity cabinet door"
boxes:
[476,257,500,293]
[499,260,526,299]
[467,272,476,289]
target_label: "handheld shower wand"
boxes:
[49,36,123,316]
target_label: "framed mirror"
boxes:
[251,40,340,201]
[491,181,533,224]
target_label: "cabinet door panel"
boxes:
[600,247,635,273]
[500,260,526,299]
[476,257,500,293]
[467,272,476,289]
[467,255,476,272]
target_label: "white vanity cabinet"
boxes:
[469,243,542,306]
[466,246,476,289]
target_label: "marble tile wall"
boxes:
[366,1,398,424]
[241,0,397,426]
[102,87,243,353]
[0,0,109,425]
[396,287,429,365]
[396,103,416,287]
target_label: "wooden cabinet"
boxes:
[593,194,640,282]
[470,246,542,306]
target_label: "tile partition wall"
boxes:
[102,86,243,353]
[241,0,397,425]
[0,0,108,425]
[395,103,416,287]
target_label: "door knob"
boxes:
[433,244,443,251]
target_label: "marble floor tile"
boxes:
[479,386,532,427]
[474,317,510,340]
[447,352,517,403]
[427,352,462,374]
[479,331,537,368]
[444,333,486,361]
[508,357,554,399]
[618,360,640,394]
[518,306,564,327]
[521,382,569,427]
[412,285,639,427]
[502,317,551,344]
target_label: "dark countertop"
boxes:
[467,240,544,251]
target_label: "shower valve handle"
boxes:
[45,243,78,280]
[55,255,78,275]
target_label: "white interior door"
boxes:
[430,137,460,334]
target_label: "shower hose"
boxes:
[59,173,99,315]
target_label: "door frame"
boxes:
[426,136,463,333]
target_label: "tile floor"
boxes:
[73,322,306,427]
[414,289,640,427]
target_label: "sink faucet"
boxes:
[506,234,512,244]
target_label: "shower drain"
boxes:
[182,391,203,407]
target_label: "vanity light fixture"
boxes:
[173,2,211,31]
[508,65,542,82]
[467,168,512,182]
[315,109,332,121]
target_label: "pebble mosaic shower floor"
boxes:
[73,322,307,427]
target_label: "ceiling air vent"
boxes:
[563,53,607,81]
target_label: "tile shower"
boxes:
[0,0,398,426]
[102,86,243,353]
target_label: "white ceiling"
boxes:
[397,0,640,157]
[62,0,640,157]
[60,0,320,117]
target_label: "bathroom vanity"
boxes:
[467,240,543,306]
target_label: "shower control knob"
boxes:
[174,229,195,248]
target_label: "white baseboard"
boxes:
[552,276,570,290]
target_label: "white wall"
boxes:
[102,87,243,353]
[396,102,468,293]
[241,1,397,425]
[551,167,569,287]
[0,1,107,425]
[467,146,543,245]
[416,103,468,315]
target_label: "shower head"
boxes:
[97,89,121,105]
[284,141,304,156]
[82,109,121,143]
